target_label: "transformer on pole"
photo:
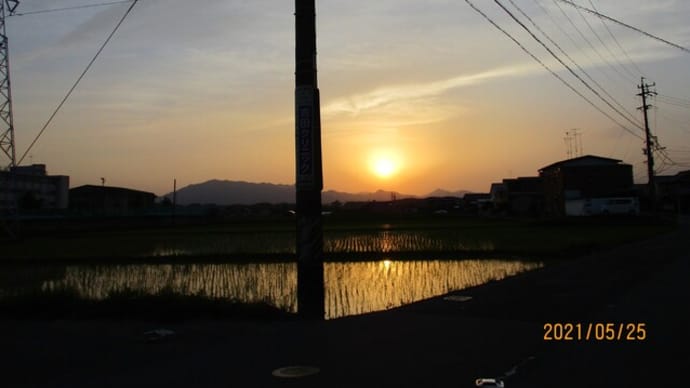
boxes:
[295,0,324,320]
[0,0,18,170]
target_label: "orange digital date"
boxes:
[543,322,646,341]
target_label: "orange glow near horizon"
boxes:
[10,2,689,197]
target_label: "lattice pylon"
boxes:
[0,1,18,170]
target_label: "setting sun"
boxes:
[368,149,405,179]
[373,157,397,178]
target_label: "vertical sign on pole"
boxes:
[295,0,324,320]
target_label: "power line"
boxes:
[9,1,133,17]
[658,94,690,105]
[653,109,690,134]
[532,0,628,94]
[494,0,645,132]
[554,0,690,54]
[656,94,690,109]
[570,0,637,80]
[657,99,690,110]
[506,0,642,127]
[18,0,139,165]
[657,147,690,169]
[587,0,645,77]
[532,0,592,64]
[464,0,644,141]
[550,0,631,86]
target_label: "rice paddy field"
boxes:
[0,214,677,318]
[0,214,675,261]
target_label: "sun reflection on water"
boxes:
[381,259,393,272]
[4,259,542,319]
[324,259,541,318]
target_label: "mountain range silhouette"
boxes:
[163,180,470,205]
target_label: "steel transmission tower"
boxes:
[0,0,18,170]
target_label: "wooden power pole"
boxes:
[638,77,657,210]
[295,0,324,320]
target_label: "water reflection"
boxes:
[40,263,298,313]
[148,230,496,257]
[324,260,541,319]
[2,259,541,319]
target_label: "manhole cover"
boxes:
[272,366,320,378]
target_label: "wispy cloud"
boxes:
[322,64,536,117]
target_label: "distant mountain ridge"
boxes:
[168,180,293,206]
[163,180,470,205]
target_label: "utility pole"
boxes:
[295,0,324,319]
[0,0,18,170]
[172,178,177,226]
[637,77,657,210]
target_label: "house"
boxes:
[462,193,491,214]
[489,182,507,207]
[425,196,461,213]
[69,185,156,216]
[656,170,690,214]
[493,177,544,216]
[0,164,69,211]
[539,155,635,216]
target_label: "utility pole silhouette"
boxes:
[172,178,177,226]
[295,0,324,320]
[637,77,657,210]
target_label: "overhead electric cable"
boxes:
[654,110,690,134]
[532,0,591,61]
[531,0,624,91]
[464,0,644,141]
[658,147,689,168]
[550,0,631,86]
[554,0,690,54]
[9,1,133,17]
[658,94,690,104]
[657,94,690,108]
[569,0,636,80]
[657,99,690,109]
[18,0,139,164]
[494,0,645,132]
[587,0,645,77]
[506,0,642,126]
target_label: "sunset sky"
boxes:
[6,0,690,196]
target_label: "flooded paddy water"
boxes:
[0,259,541,319]
[0,220,588,318]
[148,229,497,257]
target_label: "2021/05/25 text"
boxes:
[543,322,647,341]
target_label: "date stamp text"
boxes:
[543,322,647,341]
